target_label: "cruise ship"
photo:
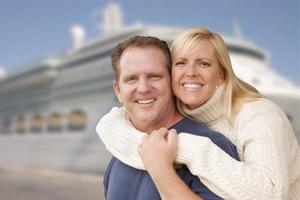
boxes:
[0,2,299,174]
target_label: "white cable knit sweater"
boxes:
[96,87,300,200]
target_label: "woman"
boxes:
[97,28,300,199]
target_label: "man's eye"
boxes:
[150,75,161,80]
[125,77,137,83]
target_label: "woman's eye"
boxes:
[175,62,185,66]
[199,62,210,67]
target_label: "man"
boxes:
[102,36,238,200]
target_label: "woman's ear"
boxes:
[217,71,225,86]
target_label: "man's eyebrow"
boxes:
[123,74,137,80]
[148,72,164,77]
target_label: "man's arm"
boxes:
[138,128,203,200]
[148,164,203,200]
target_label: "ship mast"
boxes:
[102,1,123,33]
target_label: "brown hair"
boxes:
[111,35,171,80]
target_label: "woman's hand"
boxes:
[138,128,178,174]
[138,129,203,200]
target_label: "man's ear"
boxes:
[113,80,122,103]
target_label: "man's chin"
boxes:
[132,113,157,125]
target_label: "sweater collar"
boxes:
[178,84,225,125]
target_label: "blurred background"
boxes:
[0,0,299,199]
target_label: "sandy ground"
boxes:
[0,165,105,200]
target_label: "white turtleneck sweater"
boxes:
[96,87,300,200]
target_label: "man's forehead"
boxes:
[121,46,164,58]
[119,47,169,73]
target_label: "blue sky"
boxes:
[0,0,299,84]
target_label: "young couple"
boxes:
[97,28,300,200]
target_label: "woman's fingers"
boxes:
[150,127,169,140]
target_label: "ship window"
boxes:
[68,111,86,131]
[16,116,27,134]
[1,118,11,134]
[31,115,44,133]
[47,113,63,132]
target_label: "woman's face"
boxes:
[172,40,224,109]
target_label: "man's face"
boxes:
[113,47,175,132]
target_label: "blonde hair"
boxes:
[172,28,264,120]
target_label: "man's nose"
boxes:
[136,79,151,93]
